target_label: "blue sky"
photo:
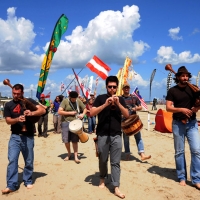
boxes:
[0,0,200,101]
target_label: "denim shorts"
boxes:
[61,121,79,143]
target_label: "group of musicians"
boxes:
[2,66,200,197]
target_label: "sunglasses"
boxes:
[108,85,117,89]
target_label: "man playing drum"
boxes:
[121,83,151,161]
[58,91,87,164]
[90,76,129,199]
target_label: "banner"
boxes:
[116,57,132,96]
[132,87,148,110]
[86,55,111,80]
[149,69,156,100]
[167,72,172,93]
[36,14,69,99]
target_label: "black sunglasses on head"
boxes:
[108,85,117,89]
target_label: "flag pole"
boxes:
[72,68,87,100]
[61,68,84,95]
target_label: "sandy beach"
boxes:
[0,104,200,200]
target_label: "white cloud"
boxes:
[33,46,40,52]
[168,27,183,40]
[0,5,150,73]
[154,46,200,65]
[191,28,200,35]
[0,7,41,71]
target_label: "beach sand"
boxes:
[0,105,200,200]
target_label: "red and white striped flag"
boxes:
[86,55,111,80]
[80,83,90,99]
[45,92,51,98]
[132,87,148,110]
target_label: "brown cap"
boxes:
[122,83,130,88]
[175,66,191,77]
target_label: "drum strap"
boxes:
[68,99,80,114]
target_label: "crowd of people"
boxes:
[2,66,200,198]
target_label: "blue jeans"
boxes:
[88,116,96,133]
[123,131,144,155]
[172,119,200,184]
[6,134,34,191]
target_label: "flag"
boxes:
[75,85,80,95]
[86,55,111,80]
[88,76,93,92]
[67,85,73,95]
[72,68,88,99]
[116,57,132,96]
[96,76,99,86]
[45,92,51,98]
[60,82,65,92]
[149,69,156,100]
[167,72,172,92]
[132,87,148,110]
[80,83,90,99]
[36,14,69,99]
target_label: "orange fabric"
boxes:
[154,109,172,133]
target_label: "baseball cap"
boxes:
[122,83,130,88]
[40,94,45,98]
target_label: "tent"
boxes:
[154,109,172,133]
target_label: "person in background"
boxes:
[90,76,129,199]
[37,94,50,138]
[166,66,200,189]
[53,95,63,134]
[86,98,96,134]
[1,84,45,194]
[58,91,87,163]
[152,98,157,110]
[121,83,151,161]
[90,92,95,101]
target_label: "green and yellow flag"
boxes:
[36,14,69,99]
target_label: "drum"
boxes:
[69,119,89,143]
[121,114,143,136]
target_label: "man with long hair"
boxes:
[166,66,200,189]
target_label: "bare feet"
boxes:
[99,179,105,189]
[63,154,71,161]
[179,180,186,186]
[2,188,14,194]
[26,184,33,189]
[74,159,81,164]
[114,187,125,199]
[140,153,151,161]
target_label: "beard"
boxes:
[179,80,188,85]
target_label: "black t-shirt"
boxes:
[166,85,196,120]
[93,94,127,136]
[4,98,39,136]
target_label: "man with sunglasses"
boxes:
[90,76,129,199]
[122,83,151,161]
